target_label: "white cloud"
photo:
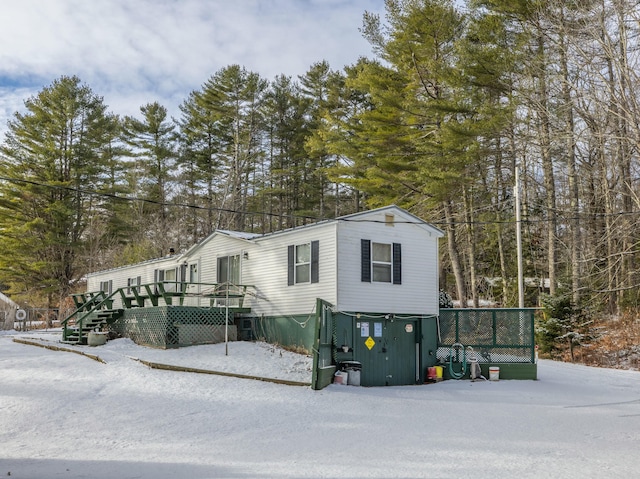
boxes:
[0,0,385,134]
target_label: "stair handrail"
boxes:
[62,282,257,341]
[61,290,120,342]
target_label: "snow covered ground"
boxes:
[2,329,639,479]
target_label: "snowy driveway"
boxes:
[1,331,639,478]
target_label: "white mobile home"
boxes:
[86,205,444,319]
[70,205,446,387]
[73,205,539,387]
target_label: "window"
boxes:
[154,267,181,293]
[361,239,401,284]
[295,243,311,283]
[164,267,177,292]
[288,241,319,285]
[127,276,141,294]
[217,254,240,285]
[99,280,112,295]
[372,242,392,282]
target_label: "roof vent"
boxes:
[385,214,395,226]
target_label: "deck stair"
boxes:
[61,282,253,345]
[62,311,121,344]
[62,290,123,345]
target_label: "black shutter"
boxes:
[361,239,371,282]
[287,245,295,286]
[392,243,402,285]
[311,240,319,283]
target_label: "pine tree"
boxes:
[322,0,473,303]
[122,102,177,255]
[196,66,268,231]
[0,76,114,305]
[260,74,309,230]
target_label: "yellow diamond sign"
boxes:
[365,336,375,350]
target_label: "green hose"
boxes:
[448,342,467,379]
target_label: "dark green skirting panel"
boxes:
[109,306,238,349]
[251,314,317,353]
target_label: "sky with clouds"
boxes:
[0,0,386,137]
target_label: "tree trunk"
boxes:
[463,187,479,307]
[535,27,558,297]
[444,200,467,307]
[558,7,581,304]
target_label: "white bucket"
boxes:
[489,366,500,381]
[347,369,361,386]
[87,331,107,347]
[334,370,348,385]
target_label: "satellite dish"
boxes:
[15,309,27,321]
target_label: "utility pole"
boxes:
[515,167,525,308]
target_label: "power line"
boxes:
[1,174,639,228]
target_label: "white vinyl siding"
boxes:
[243,225,337,316]
[86,206,442,317]
[336,210,441,315]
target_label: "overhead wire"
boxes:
[0,174,639,228]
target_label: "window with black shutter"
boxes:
[288,241,319,285]
[362,240,401,284]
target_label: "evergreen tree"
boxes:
[260,74,309,230]
[122,102,177,255]
[0,76,113,304]
[199,65,268,231]
[299,61,345,218]
[323,0,474,303]
[83,113,136,272]
[177,89,225,241]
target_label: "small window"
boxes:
[295,243,311,284]
[127,276,141,294]
[372,242,392,283]
[164,268,177,292]
[288,241,319,285]
[361,240,401,284]
[99,280,112,295]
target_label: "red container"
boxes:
[426,367,437,380]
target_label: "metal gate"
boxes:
[311,300,440,388]
[311,299,336,390]
[353,317,419,386]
